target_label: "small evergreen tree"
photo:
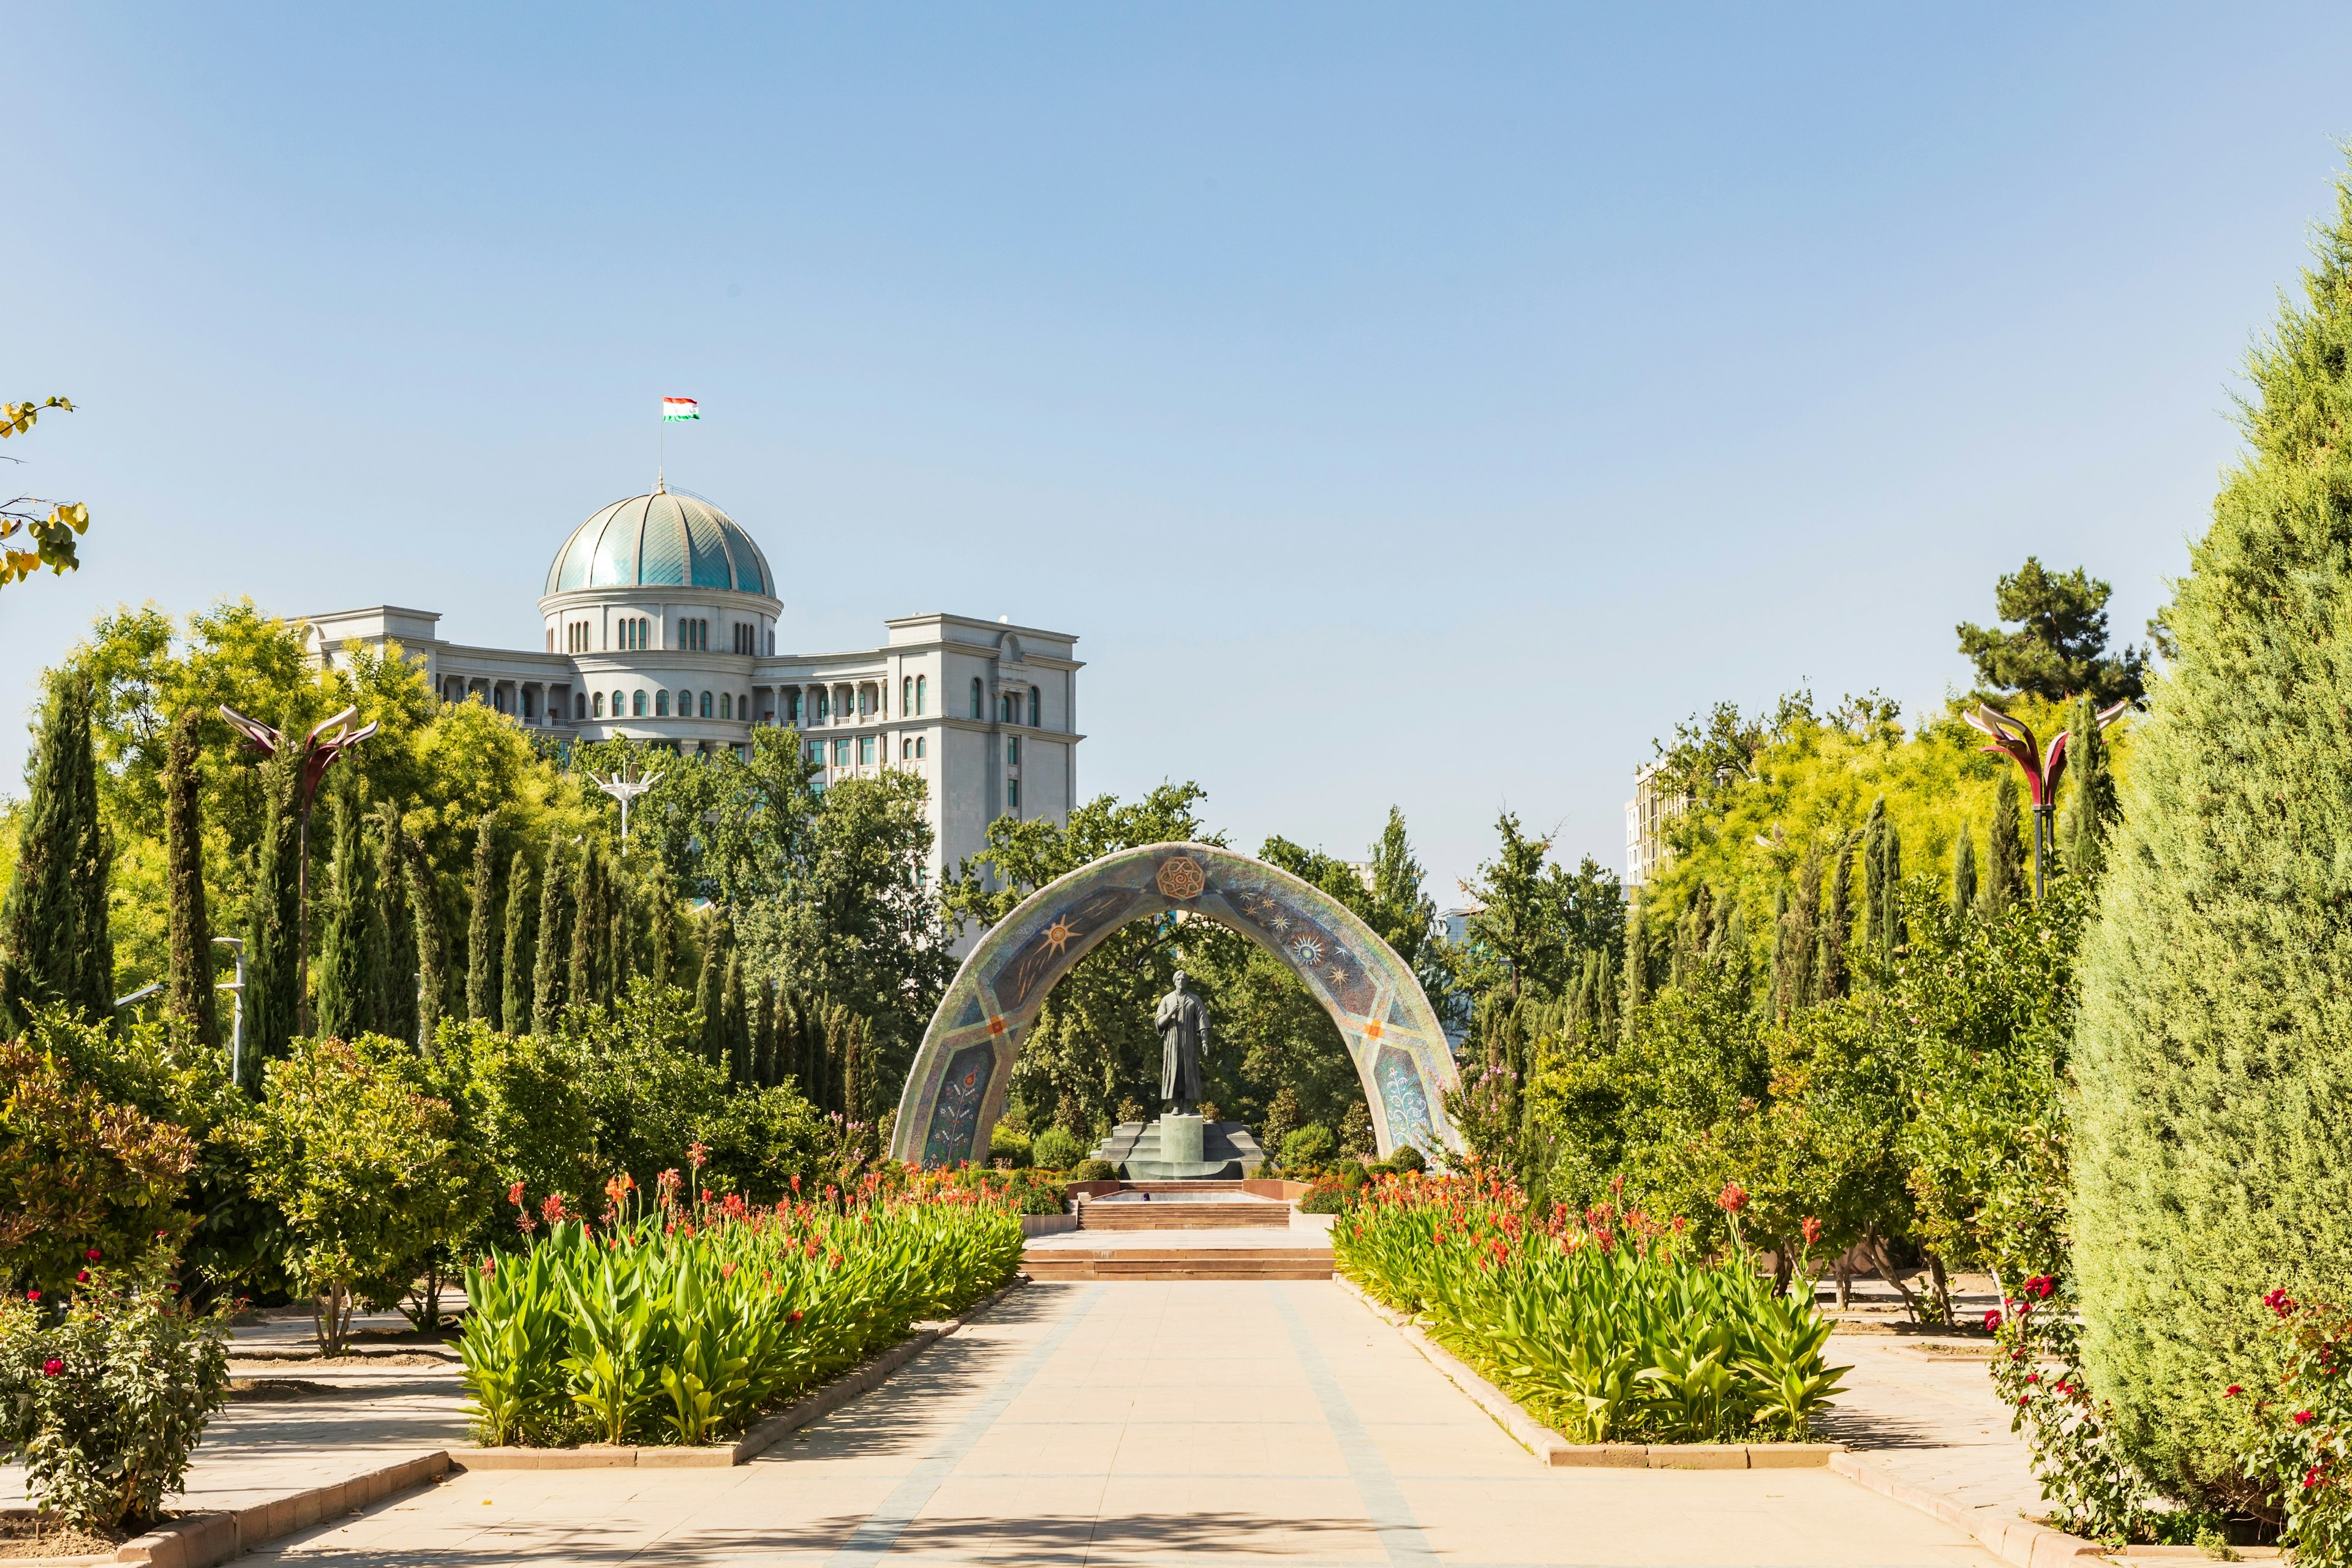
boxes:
[160,710,220,1050]
[722,951,750,1085]
[642,859,677,986]
[464,815,498,1022]
[1981,771,2025,919]
[696,914,732,1067]
[2074,165,2352,1505]
[1622,902,1649,1010]
[405,835,450,1046]
[1820,835,1852,1000]
[567,841,601,1011]
[752,980,777,1087]
[2062,695,2119,881]
[241,735,302,1083]
[312,788,371,1040]
[500,850,537,1034]
[1951,822,1978,916]
[529,832,570,1036]
[374,805,416,1044]
[0,673,112,1033]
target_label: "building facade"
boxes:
[306,485,1083,881]
[1623,760,1684,889]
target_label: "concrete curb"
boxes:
[1332,1276,1836,1471]
[461,1273,1030,1471]
[1829,1450,2108,1568]
[79,1450,454,1567]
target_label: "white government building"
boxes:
[307,484,1083,879]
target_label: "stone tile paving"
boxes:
[1820,1330,2043,1528]
[245,1281,2008,1567]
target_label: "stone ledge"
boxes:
[1829,1449,2106,1568]
[460,1273,1028,1471]
[1333,1275,1841,1471]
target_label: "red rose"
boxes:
[2226,1385,2244,1397]
[74,1270,88,1283]
[40,1358,62,1377]
[2295,1410,2316,1427]
[83,1248,100,1262]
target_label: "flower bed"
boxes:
[458,1166,1023,1448]
[1331,1170,1847,1444]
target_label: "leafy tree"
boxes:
[159,712,219,1050]
[2073,167,2352,1509]
[0,397,90,587]
[239,1033,476,1355]
[0,674,113,1034]
[1956,556,2147,706]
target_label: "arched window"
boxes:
[815,688,829,722]
[699,690,712,718]
[575,693,587,720]
[1028,685,1040,727]
[676,690,690,717]
[971,677,982,720]
[915,674,927,715]
[656,690,670,717]
[720,692,732,719]
[916,737,926,759]
[902,676,913,715]
[631,690,647,718]
[592,692,605,718]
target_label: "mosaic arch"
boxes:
[889,842,1463,1168]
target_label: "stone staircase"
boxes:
[1020,1245,1333,1281]
[1075,1194,1290,1231]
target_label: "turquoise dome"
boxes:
[545,490,772,597]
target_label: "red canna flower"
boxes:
[508,1181,526,1209]
[1716,1182,1750,1216]
[1800,1216,1823,1246]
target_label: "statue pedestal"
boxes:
[1090,1115,1265,1180]
[1160,1113,1204,1166]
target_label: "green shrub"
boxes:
[1297,1178,1351,1215]
[0,1035,195,1294]
[458,1177,1021,1448]
[1008,1174,1068,1216]
[1281,1123,1334,1170]
[695,1084,831,1205]
[1072,1159,1118,1183]
[240,1034,479,1355]
[989,1122,1032,1168]
[1030,1127,1084,1171]
[2072,167,2352,1507]
[1387,1143,1427,1175]
[0,1255,232,1530]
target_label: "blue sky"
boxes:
[7,4,2348,902]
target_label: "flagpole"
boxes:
[658,409,665,493]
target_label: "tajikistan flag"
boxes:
[661,397,699,422]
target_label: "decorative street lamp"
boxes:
[219,704,377,1038]
[1964,699,2128,899]
[589,761,663,840]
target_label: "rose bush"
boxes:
[2231,1289,2352,1563]
[0,1255,232,1531]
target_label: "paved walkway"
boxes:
[1820,1333,2041,1526]
[251,1281,2004,1567]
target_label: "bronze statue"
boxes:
[1154,970,1208,1115]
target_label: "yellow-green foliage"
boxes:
[1643,696,2132,946]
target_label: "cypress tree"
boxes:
[241,735,302,1080]
[1951,823,1978,916]
[1876,821,1904,952]
[643,860,676,987]
[568,842,603,1011]
[375,805,416,1044]
[1621,902,1649,1011]
[696,914,729,1066]
[753,980,777,1087]
[500,850,537,1033]
[0,673,112,1033]
[464,815,499,1022]
[2062,695,2119,881]
[1860,797,1889,949]
[2074,169,2352,1505]
[608,889,632,1003]
[1820,835,1853,1000]
[722,950,750,1085]
[530,832,570,1036]
[313,787,370,1039]
[160,710,220,1050]
[1981,770,2025,919]
[1768,886,1790,1017]
[1785,845,1821,1012]
[405,835,449,1047]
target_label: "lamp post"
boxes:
[213,935,245,1087]
[1965,699,2129,899]
[219,705,377,1038]
[590,762,663,840]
